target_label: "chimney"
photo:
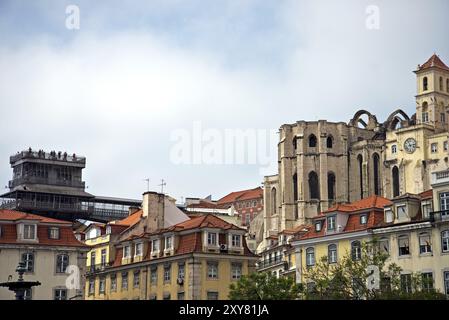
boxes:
[142,191,165,231]
[128,206,140,216]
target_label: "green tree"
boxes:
[302,239,446,300]
[229,272,303,300]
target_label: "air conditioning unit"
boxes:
[177,277,184,285]
[220,244,228,252]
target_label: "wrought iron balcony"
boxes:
[256,257,288,270]
[87,263,113,274]
[429,210,449,222]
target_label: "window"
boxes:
[110,274,117,292]
[23,224,36,239]
[106,226,111,234]
[178,263,185,279]
[444,141,448,151]
[306,248,315,267]
[56,254,69,273]
[378,238,389,254]
[328,244,337,264]
[24,288,32,300]
[431,143,438,153]
[88,279,95,295]
[422,112,429,123]
[271,188,277,214]
[421,273,434,292]
[152,239,160,252]
[165,236,173,250]
[326,136,333,148]
[207,262,218,279]
[231,234,241,247]
[440,77,444,91]
[177,292,185,300]
[422,203,432,219]
[207,291,219,300]
[133,271,140,288]
[99,277,105,294]
[419,233,432,254]
[121,272,128,290]
[442,230,449,252]
[396,205,407,220]
[440,192,449,211]
[308,134,317,147]
[150,267,157,284]
[385,209,394,223]
[245,213,251,226]
[308,171,319,200]
[380,277,391,294]
[351,241,361,261]
[423,77,428,91]
[231,263,242,280]
[90,251,96,267]
[358,154,364,199]
[327,216,336,231]
[360,214,367,225]
[392,166,400,197]
[327,172,336,201]
[135,243,143,256]
[444,272,449,296]
[123,245,131,258]
[48,227,60,239]
[207,232,217,246]
[391,145,397,154]
[315,221,322,232]
[441,113,446,123]
[164,265,171,282]
[22,252,34,272]
[398,235,410,256]
[54,289,67,300]
[101,249,107,266]
[292,137,297,152]
[400,274,412,294]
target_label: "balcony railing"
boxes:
[256,257,288,270]
[9,177,85,189]
[429,210,449,222]
[10,150,86,164]
[87,263,113,274]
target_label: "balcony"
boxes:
[256,256,288,270]
[10,150,86,165]
[9,177,85,189]
[429,210,449,222]
[87,263,113,274]
[431,170,449,186]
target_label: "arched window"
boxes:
[326,136,333,148]
[292,137,297,153]
[423,77,428,91]
[308,171,319,200]
[328,244,337,264]
[392,166,400,197]
[357,155,363,199]
[271,188,277,214]
[306,247,315,267]
[373,153,380,195]
[327,172,336,201]
[440,77,444,91]
[351,241,361,261]
[292,173,298,202]
[309,134,317,148]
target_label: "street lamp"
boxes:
[0,262,41,300]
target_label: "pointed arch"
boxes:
[392,166,400,197]
[309,171,319,200]
[357,154,364,199]
[373,153,380,195]
[327,172,336,201]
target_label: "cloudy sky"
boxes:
[0,0,448,202]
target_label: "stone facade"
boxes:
[263,54,449,240]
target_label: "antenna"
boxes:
[143,178,150,192]
[158,179,166,194]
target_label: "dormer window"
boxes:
[165,236,173,250]
[123,245,131,258]
[327,216,336,231]
[151,239,160,252]
[315,221,322,232]
[396,205,407,220]
[48,227,60,239]
[231,234,241,247]
[207,232,218,246]
[360,214,367,225]
[135,243,143,256]
[385,208,393,223]
[23,224,36,240]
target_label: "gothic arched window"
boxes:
[392,166,400,197]
[309,134,317,148]
[358,155,363,199]
[327,172,336,201]
[326,136,333,148]
[309,171,319,200]
[271,188,277,214]
[373,153,380,195]
[423,77,428,91]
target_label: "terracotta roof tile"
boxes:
[217,187,263,205]
[418,54,449,72]
[324,195,392,213]
[112,209,143,227]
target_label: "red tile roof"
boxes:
[324,195,392,214]
[0,210,87,247]
[418,54,449,72]
[217,187,263,205]
[419,189,433,200]
[112,209,143,227]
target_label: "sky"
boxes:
[0,0,448,203]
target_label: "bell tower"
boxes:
[414,54,449,132]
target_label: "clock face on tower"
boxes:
[404,138,417,153]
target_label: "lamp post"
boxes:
[0,262,41,300]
